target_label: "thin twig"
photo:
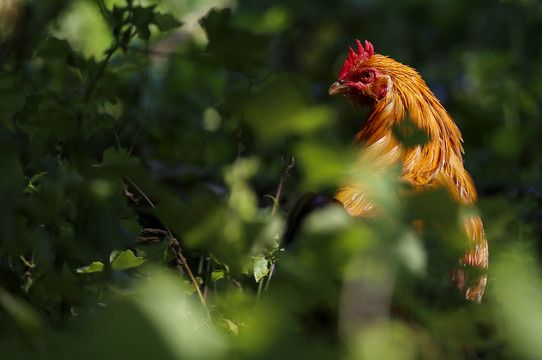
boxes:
[84,49,115,103]
[84,28,138,104]
[264,261,275,292]
[256,278,265,301]
[128,46,205,60]
[123,175,212,323]
[263,149,295,296]
[271,155,295,215]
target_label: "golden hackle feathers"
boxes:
[332,41,488,301]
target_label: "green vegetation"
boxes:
[1,0,541,359]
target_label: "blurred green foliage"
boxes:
[1,0,542,359]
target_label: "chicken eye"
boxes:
[360,70,374,81]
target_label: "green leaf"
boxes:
[0,89,25,114]
[94,112,117,129]
[132,5,156,41]
[404,188,459,226]
[244,75,334,144]
[135,240,172,265]
[94,147,141,175]
[0,287,43,333]
[392,116,429,149]
[23,172,48,195]
[37,37,73,60]
[153,13,183,32]
[221,318,239,336]
[264,194,279,209]
[200,8,270,76]
[77,250,143,273]
[122,217,143,236]
[211,270,225,282]
[294,141,349,189]
[253,254,269,282]
[76,262,105,273]
[183,277,203,295]
[67,51,95,72]
[111,250,144,271]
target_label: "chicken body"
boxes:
[329,40,488,302]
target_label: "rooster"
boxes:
[328,40,488,302]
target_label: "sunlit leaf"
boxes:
[76,262,105,273]
[212,270,225,282]
[294,140,349,188]
[183,277,203,296]
[111,249,144,271]
[253,254,269,282]
[493,246,542,360]
[245,75,334,144]
[222,318,239,336]
[396,231,427,275]
[1,1,540,359]
[22,171,47,195]
[264,194,279,210]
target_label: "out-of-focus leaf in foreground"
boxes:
[66,271,227,360]
[245,75,335,145]
[493,246,542,360]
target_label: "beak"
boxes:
[328,81,351,96]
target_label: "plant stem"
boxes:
[271,153,294,216]
[123,175,212,323]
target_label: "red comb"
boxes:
[338,40,374,79]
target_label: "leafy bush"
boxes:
[1,0,542,359]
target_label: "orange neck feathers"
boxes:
[331,41,488,301]
[336,54,477,216]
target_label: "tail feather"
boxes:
[451,215,489,302]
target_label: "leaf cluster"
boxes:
[1,1,542,360]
